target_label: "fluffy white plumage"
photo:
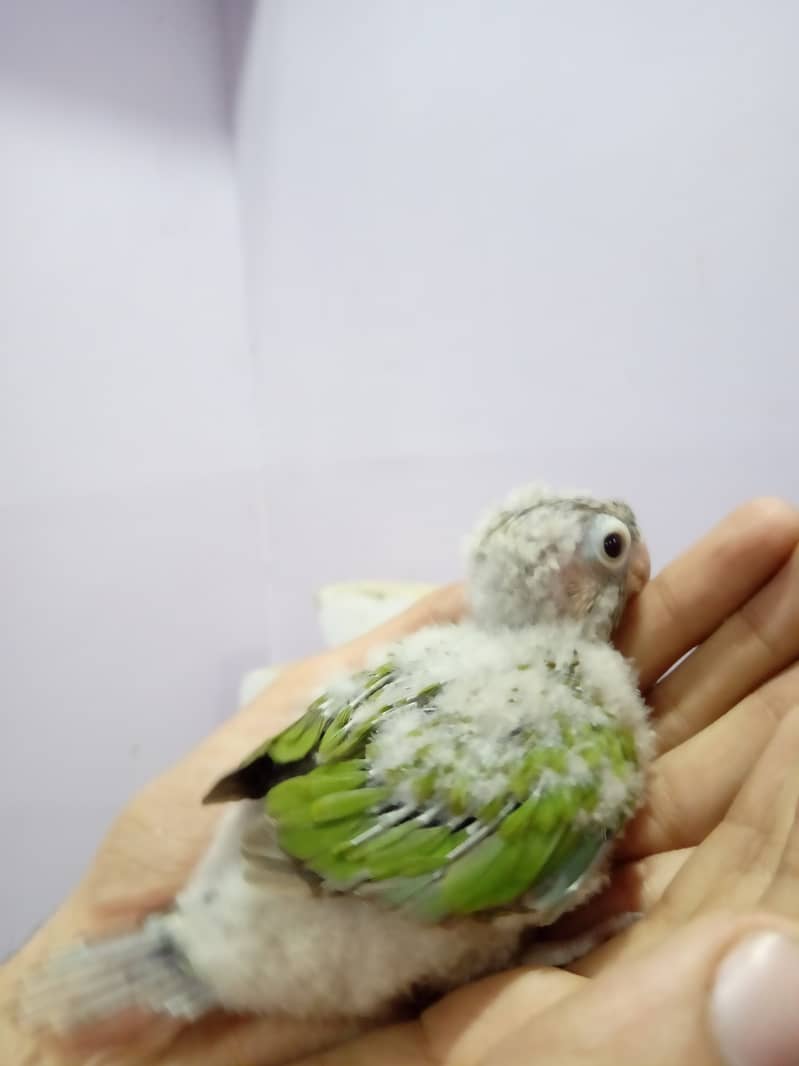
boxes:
[466,483,639,636]
[362,622,650,813]
[160,621,652,1021]
[167,804,528,1019]
[22,482,654,1041]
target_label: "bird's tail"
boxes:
[20,916,217,1035]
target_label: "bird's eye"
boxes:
[603,532,624,559]
[590,516,631,570]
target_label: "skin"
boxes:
[2,497,799,1066]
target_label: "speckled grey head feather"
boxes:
[466,484,639,559]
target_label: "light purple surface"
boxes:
[0,0,262,954]
[1,1,797,957]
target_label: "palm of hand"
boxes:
[29,500,799,1066]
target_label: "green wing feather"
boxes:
[202,665,394,804]
[204,663,639,923]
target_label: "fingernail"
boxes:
[711,932,799,1066]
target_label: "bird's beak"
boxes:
[626,542,651,597]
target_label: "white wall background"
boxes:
[237,0,798,659]
[0,0,268,956]
[1,0,797,955]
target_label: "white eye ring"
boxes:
[590,516,631,571]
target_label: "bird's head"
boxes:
[466,484,650,641]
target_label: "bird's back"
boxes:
[235,620,652,923]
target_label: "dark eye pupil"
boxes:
[603,532,624,559]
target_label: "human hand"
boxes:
[301,701,799,1066]
[3,498,799,1065]
[297,494,799,1066]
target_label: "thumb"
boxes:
[484,912,799,1066]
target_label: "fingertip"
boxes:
[711,926,799,1066]
[733,497,799,546]
[616,497,799,690]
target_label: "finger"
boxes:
[295,963,580,1066]
[291,1021,432,1066]
[420,966,582,1066]
[278,936,586,1066]
[290,968,584,1066]
[764,794,799,919]
[577,707,799,978]
[483,912,799,1066]
[620,663,799,860]
[653,706,799,924]
[652,545,799,753]
[157,1012,362,1066]
[615,498,799,690]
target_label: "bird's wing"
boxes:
[202,663,398,804]
[205,664,640,923]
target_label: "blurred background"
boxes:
[1,1,796,957]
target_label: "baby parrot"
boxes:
[24,484,653,1032]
